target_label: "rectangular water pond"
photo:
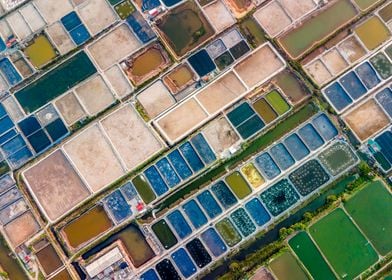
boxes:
[132,175,156,204]
[252,98,278,124]
[155,158,181,188]
[210,181,237,209]
[269,251,310,280]
[190,133,216,164]
[151,219,178,249]
[167,210,192,239]
[283,133,310,161]
[0,58,22,86]
[374,130,392,170]
[311,114,338,141]
[182,200,208,229]
[225,171,252,199]
[144,166,169,196]
[375,88,392,118]
[269,143,295,170]
[200,228,227,257]
[171,248,197,278]
[244,198,271,227]
[370,52,392,80]
[288,159,330,196]
[317,141,357,176]
[324,82,353,112]
[240,163,264,188]
[309,208,378,279]
[236,115,265,139]
[103,189,132,223]
[355,62,381,90]
[278,0,358,58]
[196,190,222,219]
[179,142,204,172]
[156,259,181,280]
[265,90,290,115]
[259,179,299,216]
[289,231,337,280]
[185,238,212,268]
[298,123,324,151]
[215,218,242,247]
[62,206,113,250]
[339,71,367,100]
[15,52,97,113]
[167,150,193,180]
[255,152,281,180]
[230,208,256,237]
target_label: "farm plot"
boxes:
[309,208,378,279]
[317,141,357,176]
[344,180,392,255]
[269,251,310,280]
[259,179,299,216]
[288,160,330,196]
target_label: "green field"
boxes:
[289,231,337,280]
[344,181,392,255]
[309,208,378,279]
[265,90,290,115]
[269,251,310,280]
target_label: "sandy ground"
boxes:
[250,267,275,280]
[13,57,33,78]
[78,0,116,36]
[19,3,45,32]
[137,80,175,118]
[6,11,31,40]
[1,96,24,122]
[104,65,133,98]
[55,91,86,125]
[88,24,141,70]
[34,0,73,24]
[23,150,90,221]
[74,75,115,116]
[337,35,367,63]
[234,44,284,88]
[202,117,239,154]
[64,124,125,192]
[344,99,390,141]
[4,212,39,247]
[46,22,76,55]
[304,59,332,85]
[156,98,208,143]
[253,1,292,37]
[221,29,242,49]
[100,104,164,170]
[196,71,246,114]
[278,0,315,20]
[322,48,348,75]
[203,0,235,33]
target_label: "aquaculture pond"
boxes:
[269,251,310,280]
[62,206,112,250]
[156,158,181,188]
[225,171,252,199]
[210,181,238,209]
[157,2,214,57]
[215,218,242,247]
[255,152,281,180]
[200,228,227,257]
[259,179,300,216]
[288,160,330,196]
[15,51,97,113]
[374,130,392,171]
[151,219,178,249]
[230,208,256,237]
[244,198,271,226]
[289,232,336,280]
[298,123,324,151]
[186,238,212,268]
[338,71,367,100]
[167,150,193,180]
[375,88,392,118]
[182,199,208,229]
[355,16,390,51]
[132,175,156,204]
[355,62,381,89]
[344,180,392,255]
[274,70,310,104]
[278,0,358,58]
[252,98,278,124]
[35,244,63,276]
[144,166,169,196]
[129,46,166,80]
[309,208,378,279]
[156,259,181,280]
[354,0,380,11]
[190,133,216,164]
[283,133,309,161]
[167,210,192,239]
[269,143,295,171]
[24,35,56,68]
[317,141,357,176]
[179,142,204,172]
[171,248,197,278]
[379,2,392,22]
[240,163,264,188]
[103,189,132,223]
[196,190,222,219]
[370,52,392,80]
[323,82,353,112]
[265,90,290,115]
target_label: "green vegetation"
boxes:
[344,180,392,255]
[155,103,317,213]
[225,171,252,199]
[114,0,135,20]
[289,231,337,280]
[309,208,378,279]
[239,17,267,48]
